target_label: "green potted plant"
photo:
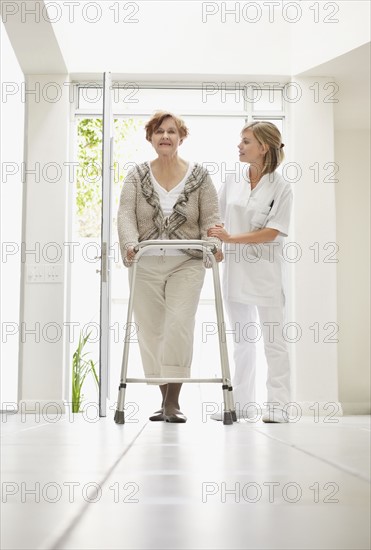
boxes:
[72,331,99,413]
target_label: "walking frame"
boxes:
[114,239,237,425]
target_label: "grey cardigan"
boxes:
[117,161,221,266]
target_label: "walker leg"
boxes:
[114,410,125,424]
[114,383,127,424]
[229,386,237,422]
[221,384,233,425]
[114,261,139,425]
[210,252,236,426]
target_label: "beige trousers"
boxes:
[129,255,205,382]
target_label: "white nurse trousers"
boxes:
[225,299,291,412]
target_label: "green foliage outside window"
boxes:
[76,117,143,237]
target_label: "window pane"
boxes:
[251,117,284,135]
[78,85,284,114]
[180,115,246,192]
[180,116,246,301]
[78,86,103,110]
[112,87,245,114]
[252,88,283,111]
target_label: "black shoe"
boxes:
[164,413,187,423]
[149,412,165,421]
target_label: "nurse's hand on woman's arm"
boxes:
[207,225,279,244]
[207,224,229,242]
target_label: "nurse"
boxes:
[208,121,293,423]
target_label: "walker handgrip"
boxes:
[132,240,217,255]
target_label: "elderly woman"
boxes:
[117,111,221,423]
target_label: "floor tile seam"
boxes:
[255,429,371,484]
[0,416,149,440]
[36,422,149,550]
[0,415,96,438]
[0,422,56,438]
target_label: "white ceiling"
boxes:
[1,1,370,130]
[3,1,294,76]
[1,0,67,73]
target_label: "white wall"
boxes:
[291,1,370,74]
[0,20,25,410]
[18,75,70,412]
[288,77,339,411]
[335,129,370,413]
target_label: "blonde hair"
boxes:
[145,111,189,142]
[242,120,285,176]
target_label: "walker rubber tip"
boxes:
[231,410,238,422]
[223,411,234,425]
[114,410,125,424]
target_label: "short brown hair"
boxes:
[242,120,285,176]
[145,111,189,142]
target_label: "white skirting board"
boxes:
[339,401,371,415]
[290,401,343,421]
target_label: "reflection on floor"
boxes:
[1,395,370,550]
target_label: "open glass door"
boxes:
[99,72,114,417]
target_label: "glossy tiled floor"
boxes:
[1,392,370,550]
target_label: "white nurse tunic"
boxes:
[217,165,293,412]
[219,165,293,307]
